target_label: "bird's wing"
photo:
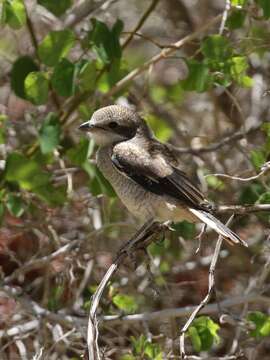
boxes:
[111,141,207,210]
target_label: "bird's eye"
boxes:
[108,121,118,129]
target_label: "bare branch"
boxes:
[179,216,233,358]
[87,220,165,359]
[122,0,160,50]
[101,294,269,324]
[64,0,117,28]
[217,204,270,215]
[206,161,270,182]
[219,0,231,35]
[172,123,262,155]
[4,240,79,284]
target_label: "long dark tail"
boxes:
[189,208,248,247]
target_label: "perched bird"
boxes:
[79,105,247,247]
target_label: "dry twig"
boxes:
[179,216,233,358]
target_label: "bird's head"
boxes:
[79,105,143,146]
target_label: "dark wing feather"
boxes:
[111,142,208,210]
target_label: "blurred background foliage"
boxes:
[0,0,270,359]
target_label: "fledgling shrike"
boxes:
[79,105,247,247]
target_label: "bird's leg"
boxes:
[195,223,207,254]
[117,219,160,257]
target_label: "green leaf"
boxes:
[0,203,5,224]
[145,114,173,142]
[38,29,75,67]
[188,316,220,352]
[37,0,72,17]
[0,114,7,144]
[120,355,136,360]
[206,175,225,190]
[231,0,246,6]
[188,326,202,352]
[1,0,26,29]
[39,113,61,154]
[227,9,246,29]
[230,56,253,87]
[239,183,264,204]
[51,58,76,97]
[67,138,94,166]
[24,71,49,105]
[89,18,123,64]
[89,166,116,197]
[4,152,65,206]
[173,221,196,240]
[248,311,270,338]
[5,153,50,191]
[11,56,39,99]
[130,335,163,359]
[257,192,270,204]
[131,335,148,355]
[112,294,138,313]
[181,60,211,93]
[201,35,232,61]
[144,342,163,360]
[6,194,24,217]
[262,122,270,137]
[78,60,97,91]
[257,0,270,19]
[250,149,266,170]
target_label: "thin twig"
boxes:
[101,294,269,324]
[216,204,270,214]
[206,161,270,182]
[4,240,79,284]
[25,2,61,110]
[87,220,164,359]
[104,14,222,100]
[179,216,234,358]
[61,14,222,124]
[122,0,160,50]
[64,0,117,27]
[172,122,262,155]
[219,0,231,35]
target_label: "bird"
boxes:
[79,104,248,247]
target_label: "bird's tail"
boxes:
[189,208,248,247]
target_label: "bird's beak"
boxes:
[78,121,94,132]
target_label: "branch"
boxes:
[171,122,262,155]
[122,0,160,50]
[206,161,270,182]
[179,216,233,358]
[104,14,222,100]
[87,220,165,360]
[64,0,117,28]
[101,294,269,324]
[219,0,231,35]
[217,204,270,215]
[62,14,222,124]
[4,239,79,284]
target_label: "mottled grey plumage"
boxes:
[79,105,248,247]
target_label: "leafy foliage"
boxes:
[1,1,270,358]
[248,311,270,338]
[121,335,163,360]
[11,56,39,99]
[39,113,61,154]
[188,316,220,352]
[37,0,73,17]
[38,29,75,66]
[112,293,138,313]
[1,0,26,29]
[24,71,49,105]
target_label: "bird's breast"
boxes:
[96,147,197,223]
